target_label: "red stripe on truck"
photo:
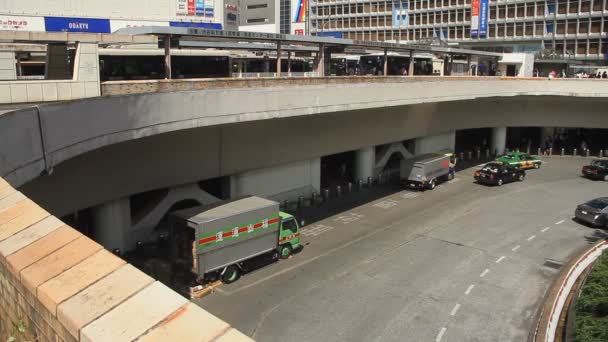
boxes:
[197,216,282,246]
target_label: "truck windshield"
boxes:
[282,218,298,233]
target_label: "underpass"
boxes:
[197,157,607,341]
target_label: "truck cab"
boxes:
[278,212,301,259]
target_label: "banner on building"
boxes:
[169,21,221,29]
[188,0,195,15]
[292,0,306,23]
[0,15,45,31]
[44,16,111,33]
[177,0,188,15]
[479,0,489,37]
[392,2,409,27]
[195,0,205,16]
[471,0,479,37]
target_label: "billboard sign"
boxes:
[479,0,489,37]
[169,21,222,29]
[188,0,195,15]
[44,16,111,33]
[392,2,409,27]
[291,0,306,34]
[177,0,188,15]
[0,15,45,31]
[471,0,479,37]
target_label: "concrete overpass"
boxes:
[2,76,608,251]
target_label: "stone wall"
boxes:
[0,177,252,342]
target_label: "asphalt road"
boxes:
[197,157,607,342]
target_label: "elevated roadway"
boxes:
[2,77,608,216]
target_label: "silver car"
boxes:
[574,197,608,228]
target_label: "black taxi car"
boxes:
[474,162,526,186]
[581,159,608,181]
[575,197,608,228]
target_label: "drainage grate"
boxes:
[544,260,564,270]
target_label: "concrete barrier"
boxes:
[533,240,608,342]
[0,177,252,342]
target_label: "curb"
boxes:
[532,239,608,342]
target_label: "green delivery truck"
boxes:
[170,196,301,284]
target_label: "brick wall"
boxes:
[0,177,252,342]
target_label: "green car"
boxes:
[495,151,542,169]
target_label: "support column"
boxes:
[93,197,131,253]
[0,51,16,80]
[163,36,172,79]
[383,48,388,76]
[408,50,415,76]
[466,55,471,76]
[492,127,507,156]
[355,146,375,181]
[414,132,456,155]
[45,43,70,80]
[314,44,325,77]
[287,51,292,75]
[276,41,282,77]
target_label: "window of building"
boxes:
[577,41,587,54]
[525,23,533,35]
[526,4,535,17]
[566,20,577,34]
[515,23,524,36]
[579,19,589,33]
[556,20,566,34]
[568,1,579,13]
[591,18,601,33]
[546,22,554,34]
[247,18,268,23]
[497,24,505,37]
[593,0,603,11]
[535,22,545,35]
[557,0,567,14]
[506,23,514,36]
[498,5,505,19]
[247,4,268,9]
[516,5,524,17]
[589,40,599,54]
[581,0,591,12]
[280,0,291,34]
[507,5,515,18]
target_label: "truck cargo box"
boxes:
[400,153,451,189]
[171,196,280,276]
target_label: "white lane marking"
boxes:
[512,245,521,252]
[555,220,565,225]
[436,327,447,342]
[495,256,506,264]
[527,235,536,241]
[301,224,335,237]
[541,227,551,233]
[450,303,461,316]
[372,199,399,209]
[400,192,420,199]
[480,269,490,278]
[333,212,364,224]
[465,284,475,295]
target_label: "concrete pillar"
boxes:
[383,48,388,76]
[0,51,16,80]
[408,50,414,76]
[355,146,375,181]
[230,158,321,203]
[414,132,456,155]
[314,44,325,76]
[492,127,507,156]
[93,197,131,253]
[466,55,471,76]
[45,43,70,79]
[276,41,282,77]
[287,51,291,75]
[163,36,172,79]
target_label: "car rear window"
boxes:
[591,160,608,168]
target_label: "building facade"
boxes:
[238,0,307,34]
[0,0,224,32]
[310,0,608,61]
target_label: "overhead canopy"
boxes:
[115,26,503,58]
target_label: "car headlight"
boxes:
[594,215,600,220]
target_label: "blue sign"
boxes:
[169,21,222,29]
[195,0,205,16]
[44,16,111,33]
[479,0,489,37]
[316,31,343,38]
[392,2,409,27]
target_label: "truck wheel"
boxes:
[279,244,292,259]
[497,178,504,186]
[428,179,436,190]
[222,266,241,284]
[518,174,525,181]
[534,163,540,169]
